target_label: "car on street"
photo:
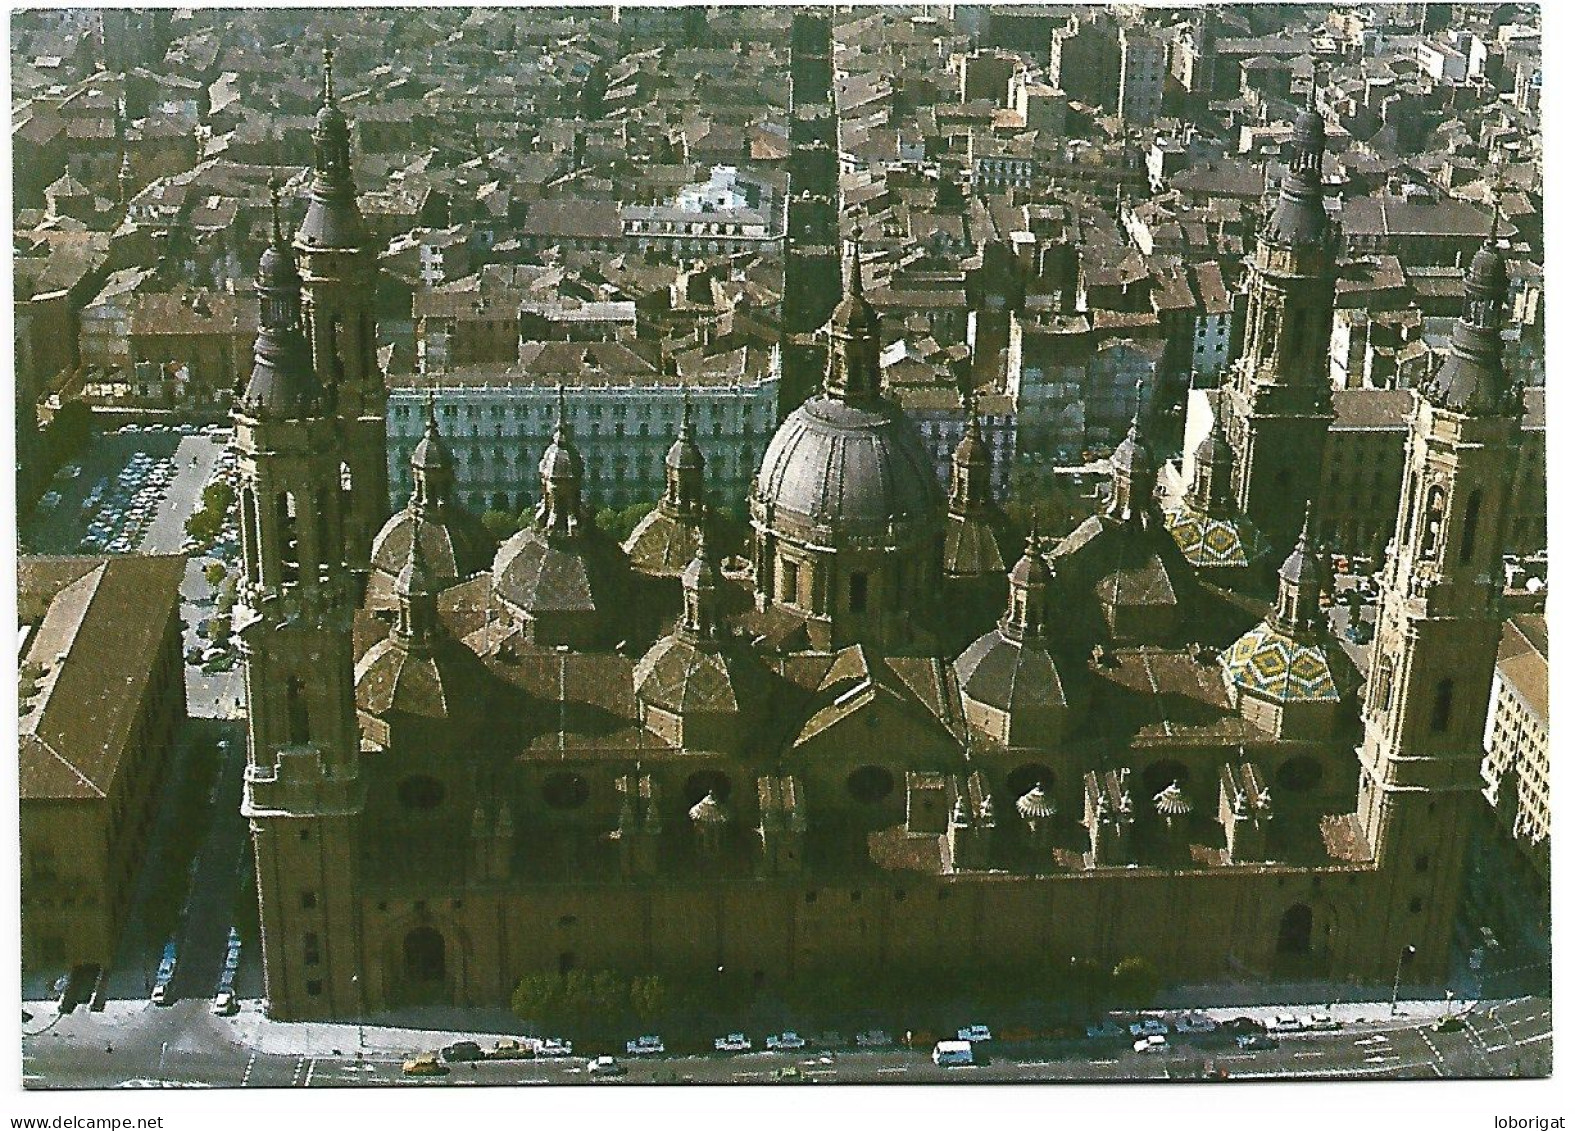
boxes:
[1305,1014,1340,1031]
[766,1031,807,1051]
[441,1041,484,1063]
[1129,1018,1168,1038]
[625,1035,665,1056]
[1134,1035,1168,1053]
[402,1054,449,1077]
[1220,1017,1266,1035]
[854,1029,892,1048]
[932,1040,974,1067]
[1270,1013,1303,1032]
[589,1055,626,1077]
[1173,1012,1218,1034]
[714,1033,752,1053]
[1085,1019,1127,1040]
[486,1039,533,1060]
[957,1025,993,1043]
[1235,1033,1278,1051]
[538,1038,573,1058]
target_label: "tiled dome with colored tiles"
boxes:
[1219,622,1356,703]
[1163,504,1271,570]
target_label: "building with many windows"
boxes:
[386,343,780,515]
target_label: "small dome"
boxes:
[688,791,729,825]
[368,511,494,600]
[1016,783,1056,820]
[666,425,704,472]
[1153,781,1193,817]
[540,426,584,481]
[1467,241,1508,296]
[1008,535,1052,589]
[354,633,489,721]
[411,413,452,474]
[1292,105,1325,151]
[830,287,879,336]
[258,241,300,292]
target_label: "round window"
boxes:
[846,765,895,805]
[397,775,445,811]
[542,772,590,810]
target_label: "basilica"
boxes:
[236,58,1529,1019]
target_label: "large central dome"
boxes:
[755,394,942,540]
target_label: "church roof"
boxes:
[1220,622,1357,703]
[1162,504,1272,570]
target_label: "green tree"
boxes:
[1108,956,1161,1009]
[510,972,563,1030]
[481,509,521,541]
[204,561,227,587]
[201,480,236,513]
[593,501,655,543]
[629,975,667,1025]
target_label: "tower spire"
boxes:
[322,42,336,106]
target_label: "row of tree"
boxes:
[509,954,1163,1039]
[479,501,657,544]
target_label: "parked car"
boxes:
[1134,1035,1169,1053]
[1270,1013,1303,1032]
[854,1029,892,1048]
[1220,1017,1266,1035]
[1235,1033,1279,1051]
[1129,1018,1168,1039]
[588,1055,625,1077]
[1305,1014,1341,1032]
[766,1031,807,1051]
[486,1039,533,1060]
[402,1054,449,1077]
[1085,1019,1127,1040]
[957,1025,993,1043]
[714,1033,752,1053]
[441,1041,484,1063]
[211,990,238,1017]
[538,1038,573,1058]
[932,1040,974,1066]
[1173,1013,1218,1034]
[625,1035,665,1056]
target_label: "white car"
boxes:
[766,1031,806,1051]
[625,1035,665,1056]
[211,989,238,1016]
[1173,1013,1218,1034]
[1134,1034,1168,1053]
[588,1055,625,1077]
[1129,1018,1168,1039]
[714,1033,752,1053]
[957,1025,993,1043]
[1270,1013,1303,1032]
[537,1038,573,1057]
[854,1029,892,1048]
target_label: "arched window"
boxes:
[1006,764,1056,800]
[684,770,732,807]
[1459,489,1482,565]
[404,927,445,983]
[1431,679,1454,733]
[1276,904,1313,954]
[276,492,299,583]
[1421,485,1447,560]
[286,676,309,745]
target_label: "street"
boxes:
[20,995,1552,1088]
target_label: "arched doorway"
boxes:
[1276,904,1313,955]
[403,927,446,1004]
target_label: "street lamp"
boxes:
[1390,945,1416,1017]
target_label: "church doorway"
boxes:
[1277,904,1313,954]
[401,927,447,1005]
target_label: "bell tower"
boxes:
[1354,233,1522,982]
[294,44,387,588]
[235,182,365,1020]
[1222,95,1337,551]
